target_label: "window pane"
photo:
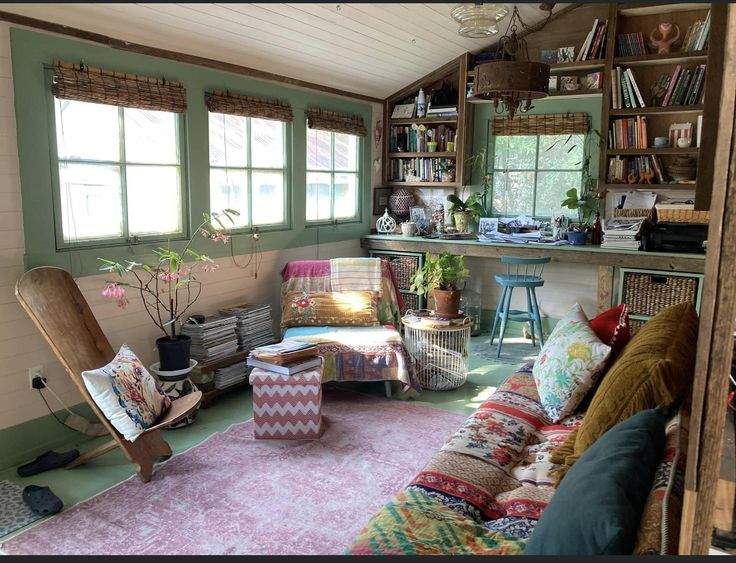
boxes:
[536,171,581,218]
[334,173,357,219]
[251,170,285,225]
[58,162,123,241]
[306,172,332,221]
[493,136,509,170]
[251,118,285,168]
[55,99,119,161]
[123,108,178,165]
[334,133,357,172]
[505,136,537,169]
[210,168,249,228]
[208,113,247,167]
[538,134,585,170]
[492,171,534,216]
[306,129,332,170]
[126,165,181,235]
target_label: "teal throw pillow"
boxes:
[524,406,666,555]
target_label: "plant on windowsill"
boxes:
[99,209,239,371]
[409,251,470,316]
[447,148,493,232]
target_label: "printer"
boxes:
[644,222,708,253]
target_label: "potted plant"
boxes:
[99,209,239,371]
[409,252,470,316]
[447,190,483,233]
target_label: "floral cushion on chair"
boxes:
[532,304,611,423]
[280,291,380,330]
[82,344,171,442]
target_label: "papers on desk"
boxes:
[478,232,545,244]
[601,217,646,250]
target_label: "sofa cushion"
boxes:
[524,407,666,555]
[532,303,611,422]
[551,301,698,478]
[590,303,631,360]
[280,290,380,330]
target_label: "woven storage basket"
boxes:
[613,207,656,220]
[388,255,420,290]
[402,292,420,312]
[622,271,699,317]
[629,318,647,335]
[655,208,710,224]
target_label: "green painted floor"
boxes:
[0,333,528,543]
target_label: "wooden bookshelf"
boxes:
[606,147,700,156]
[609,105,704,116]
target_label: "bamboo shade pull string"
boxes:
[306,107,367,136]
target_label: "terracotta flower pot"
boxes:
[432,288,462,316]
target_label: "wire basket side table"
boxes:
[401,313,472,391]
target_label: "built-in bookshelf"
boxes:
[382,53,473,189]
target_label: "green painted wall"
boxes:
[10,28,374,276]
[469,95,603,216]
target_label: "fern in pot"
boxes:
[409,252,470,316]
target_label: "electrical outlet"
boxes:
[28,365,45,390]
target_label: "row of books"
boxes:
[219,302,276,352]
[659,64,707,107]
[610,65,706,109]
[609,116,649,149]
[390,158,453,182]
[607,155,667,185]
[181,315,239,362]
[389,125,457,153]
[616,32,645,57]
[247,340,321,375]
[610,67,646,109]
[576,18,608,61]
[682,10,711,52]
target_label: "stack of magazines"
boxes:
[219,302,276,352]
[181,315,238,361]
[214,360,249,390]
[247,340,321,375]
[601,216,646,250]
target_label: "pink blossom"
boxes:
[102,283,125,300]
[202,262,218,273]
[179,266,192,277]
[158,271,181,283]
[211,232,230,244]
[116,297,130,309]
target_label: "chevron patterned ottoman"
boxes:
[248,365,323,440]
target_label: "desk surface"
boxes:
[361,234,706,273]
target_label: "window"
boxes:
[491,134,585,218]
[208,113,287,229]
[306,129,359,222]
[53,99,184,245]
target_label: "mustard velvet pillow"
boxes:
[281,291,380,330]
[551,301,698,480]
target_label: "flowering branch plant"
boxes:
[99,209,239,340]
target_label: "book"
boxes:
[252,340,315,355]
[576,23,595,61]
[246,355,322,375]
[662,65,682,106]
[625,68,646,107]
[697,115,703,148]
[253,345,319,366]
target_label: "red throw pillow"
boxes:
[590,303,631,360]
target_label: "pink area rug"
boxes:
[1,390,466,555]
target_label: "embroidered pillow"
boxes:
[82,344,171,442]
[532,303,612,423]
[280,291,380,330]
[590,303,631,360]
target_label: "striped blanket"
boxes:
[330,257,382,293]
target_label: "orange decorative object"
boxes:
[628,171,638,184]
[639,169,655,184]
[649,22,681,54]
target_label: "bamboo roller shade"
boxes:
[52,61,187,113]
[206,90,293,122]
[492,113,589,136]
[306,108,366,137]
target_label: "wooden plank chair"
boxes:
[15,266,202,483]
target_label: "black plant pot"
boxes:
[156,335,192,372]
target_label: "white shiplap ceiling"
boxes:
[0,3,568,99]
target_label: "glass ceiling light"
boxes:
[472,5,552,119]
[451,3,509,38]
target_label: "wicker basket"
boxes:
[655,207,710,224]
[613,207,656,220]
[388,255,420,290]
[629,318,646,335]
[622,271,699,317]
[402,292,420,312]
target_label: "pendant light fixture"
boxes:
[451,3,510,38]
[471,5,553,119]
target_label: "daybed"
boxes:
[348,301,697,555]
[280,258,421,395]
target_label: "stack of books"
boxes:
[214,360,249,390]
[181,315,238,362]
[426,104,458,118]
[601,216,647,250]
[247,340,321,375]
[610,67,647,109]
[609,115,649,149]
[607,154,665,184]
[660,64,707,107]
[576,19,608,61]
[219,302,276,352]
[616,32,645,56]
[683,10,711,52]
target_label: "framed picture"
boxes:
[409,206,426,223]
[557,46,575,63]
[391,103,415,119]
[584,71,602,90]
[559,75,580,91]
[478,217,499,235]
[373,187,393,216]
[540,49,558,65]
[548,76,559,93]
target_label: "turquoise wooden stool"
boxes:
[490,256,551,358]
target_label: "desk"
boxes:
[362,235,706,314]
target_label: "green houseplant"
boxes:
[409,252,470,316]
[447,191,483,233]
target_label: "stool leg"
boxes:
[496,286,514,358]
[489,285,507,346]
[526,287,536,348]
[530,287,544,348]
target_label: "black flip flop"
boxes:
[17,449,80,477]
[22,485,63,516]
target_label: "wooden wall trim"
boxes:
[681,3,736,554]
[0,10,383,105]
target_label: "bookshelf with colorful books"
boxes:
[598,3,714,198]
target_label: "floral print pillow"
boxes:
[532,303,611,423]
[280,290,380,330]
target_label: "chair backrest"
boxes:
[15,267,115,386]
[501,255,551,280]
